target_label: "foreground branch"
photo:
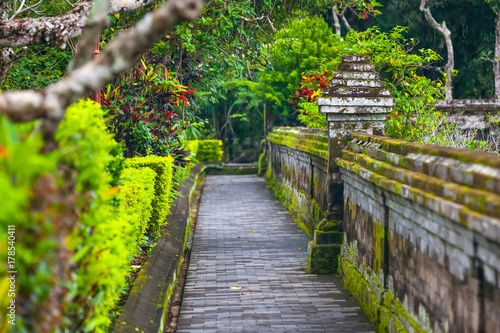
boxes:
[0,0,201,136]
[0,0,160,48]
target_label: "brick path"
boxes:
[177,175,375,333]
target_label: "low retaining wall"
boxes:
[114,164,205,333]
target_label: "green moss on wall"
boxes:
[266,176,328,236]
[307,242,341,274]
[341,253,426,333]
[268,127,328,160]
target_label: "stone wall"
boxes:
[337,133,500,332]
[267,127,346,274]
[434,99,500,137]
[267,127,500,332]
[266,55,500,331]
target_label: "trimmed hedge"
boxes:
[186,140,223,162]
[185,140,199,161]
[124,155,174,236]
[57,100,136,332]
[118,167,156,240]
[0,100,179,333]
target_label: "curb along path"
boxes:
[177,175,374,333]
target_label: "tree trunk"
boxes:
[495,10,500,99]
[0,48,16,86]
[332,5,341,36]
[420,0,454,102]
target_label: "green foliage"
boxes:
[57,100,134,332]
[56,100,121,193]
[101,59,194,159]
[2,46,72,91]
[0,100,174,332]
[118,167,157,241]
[191,140,223,162]
[259,15,342,115]
[66,196,136,332]
[277,23,450,145]
[343,27,447,142]
[124,155,174,237]
[359,0,497,99]
[0,117,59,331]
[0,100,140,332]
[185,140,199,161]
[297,101,327,128]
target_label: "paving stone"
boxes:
[177,175,374,332]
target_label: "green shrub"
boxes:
[56,99,121,193]
[0,116,59,331]
[57,100,136,332]
[185,140,199,161]
[0,99,139,332]
[124,155,174,236]
[118,167,157,241]
[195,140,223,162]
[0,99,177,332]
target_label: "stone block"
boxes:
[338,63,376,72]
[317,96,395,107]
[320,105,393,114]
[326,86,392,98]
[314,230,343,244]
[341,55,371,63]
[316,219,342,232]
[329,79,386,88]
[307,241,341,274]
[331,71,380,80]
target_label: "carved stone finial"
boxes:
[318,55,394,137]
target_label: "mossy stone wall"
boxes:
[339,133,500,333]
[267,125,500,333]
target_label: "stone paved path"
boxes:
[177,175,375,333]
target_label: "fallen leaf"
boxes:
[229,286,242,290]
[297,247,301,249]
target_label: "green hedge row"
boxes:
[124,155,174,237]
[186,139,223,162]
[118,167,156,240]
[0,100,177,332]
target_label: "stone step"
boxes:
[307,241,341,274]
[341,55,371,63]
[329,79,385,88]
[331,71,380,80]
[325,87,392,98]
[338,63,376,72]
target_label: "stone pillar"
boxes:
[317,55,394,219]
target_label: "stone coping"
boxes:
[268,127,328,160]
[338,133,500,244]
[434,99,500,113]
